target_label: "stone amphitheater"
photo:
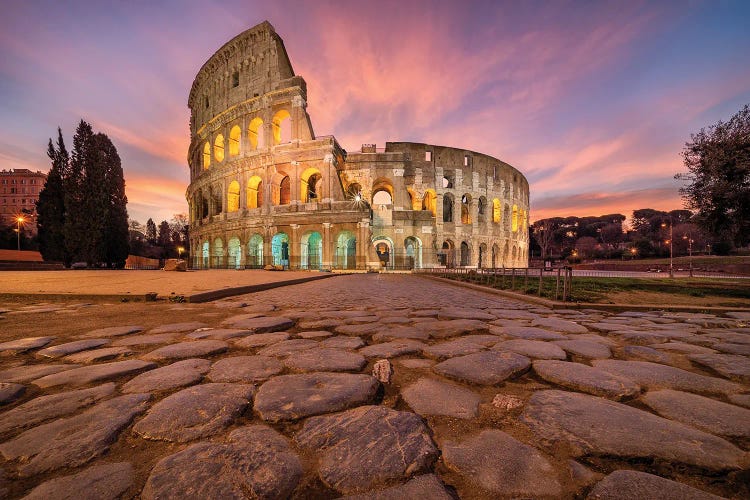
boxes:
[186,21,530,270]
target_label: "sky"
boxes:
[1,0,749,225]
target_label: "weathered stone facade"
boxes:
[186,21,529,270]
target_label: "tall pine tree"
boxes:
[37,128,70,264]
[146,218,157,244]
[65,120,92,263]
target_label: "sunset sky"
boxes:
[1,0,749,225]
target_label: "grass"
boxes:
[441,272,750,305]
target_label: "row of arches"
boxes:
[201,110,292,169]
[438,239,523,268]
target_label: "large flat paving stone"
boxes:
[335,323,381,336]
[713,342,750,356]
[422,337,489,360]
[371,326,429,342]
[234,332,290,348]
[142,425,302,499]
[142,340,228,361]
[321,336,366,350]
[111,333,177,346]
[0,382,25,405]
[641,389,750,439]
[592,360,744,396]
[620,345,672,364]
[433,350,531,385]
[0,394,150,477]
[442,429,562,497]
[415,319,489,339]
[521,390,746,471]
[133,383,254,442]
[0,383,115,435]
[149,322,207,334]
[437,307,496,321]
[224,315,294,332]
[553,339,612,359]
[0,336,55,354]
[36,339,110,358]
[495,339,568,360]
[121,358,210,393]
[79,325,143,338]
[208,355,283,382]
[653,342,717,355]
[532,317,588,333]
[64,346,133,364]
[688,353,750,384]
[401,377,481,418]
[257,339,319,357]
[501,326,568,341]
[295,405,438,494]
[359,339,427,359]
[284,348,366,372]
[185,328,251,340]
[533,360,640,400]
[254,373,379,422]
[0,364,81,383]
[33,359,157,388]
[342,474,453,500]
[23,462,134,500]
[586,470,726,500]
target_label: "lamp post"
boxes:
[661,219,673,278]
[683,235,693,277]
[15,216,25,252]
[177,246,184,260]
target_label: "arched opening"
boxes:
[373,237,393,268]
[272,109,291,144]
[248,117,264,150]
[227,180,240,213]
[443,194,454,223]
[422,189,437,216]
[406,188,420,210]
[336,231,356,269]
[246,175,263,209]
[512,245,517,265]
[271,232,289,267]
[371,178,394,206]
[247,234,263,268]
[271,172,291,205]
[301,231,323,270]
[201,194,209,219]
[372,190,392,205]
[228,237,241,269]
[300,168,323,203]
[512,204,519,232]
[478,197,486,223]
[203,142,211,170]
[493,199,502,224]
[460,241,470,267]
[504,204,511,231]
[491,243,499,268]
[461,194,471,224]
[229,125,241,156]
[212,238,224,268]
[478,243,487,268]
[438,240,455,268]
[202,241,210,268]
[404,236,422,269]
[503,241,510,266]
[214,134,225,163]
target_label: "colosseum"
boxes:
[186,21,529,270]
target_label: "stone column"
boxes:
[290,224,300,269]
[322,222,332,268]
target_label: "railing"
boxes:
[416,267,575,301]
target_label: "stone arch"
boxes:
[247,234,263,268]
[461,193,472,225]
[301,231,323,270]
[271,232,290,267]
[404,236,422,269]
[491,243,499,268]
[271,172,291,205]
[503,241,510,266]
[211,185,222,214]
[422,189,437,216]
[511,245,517,265]
[477,196,487,222]
[504,204,511,231]
[460,241,470,266]
[248,117,265,150]
[228,236,242,269]
[512,204,519,232]
[336,230,356,269]
[246,175,263,209]
[493,199,501,224]
[478,242,487,268]
[300,167,323,203]
[406,188,420,210]
[272,109,291,144]
[229,125,241,156]
[439,239,455,268]
[203,142,211,170]
[371,178,394,205]
[212,237,224,268]
[372,236,394,268]
[442,193,454,223]
[227,180,240,212]
[214,134,225,162]
[201,240,210,268]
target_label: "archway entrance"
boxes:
[404,236,422,269]
[438,240,455,268]
[247,234,263,268]
[202,241,209,269]
[212,238,224,268]
[460,241,470,267]
[271,233,289,268]
[336,231,356,269]
[301,231,323,270]
[228,237,241,269]
[373,238,393,268]
[478,243,487,268]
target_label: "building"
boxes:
[0,168,47,235]
[186,22,529,270]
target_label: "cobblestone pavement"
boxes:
[0,274,748,499]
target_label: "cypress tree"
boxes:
[65,120,93,263]
[37,128,70,264]
[99,133,129,267]
[146,218,157,244]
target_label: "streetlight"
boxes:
[176,246,184,260]
[682,234,693,277]
[661,220,673,278]
[15,216,25,252]
[630,247,637,260]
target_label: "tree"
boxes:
[64,120,92,263]
[37,128,70,263]
[170,213,188,247]
[146,218,156,244]
[157,220,171,248]
[532,220,558,259]
[677,104,750,248]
